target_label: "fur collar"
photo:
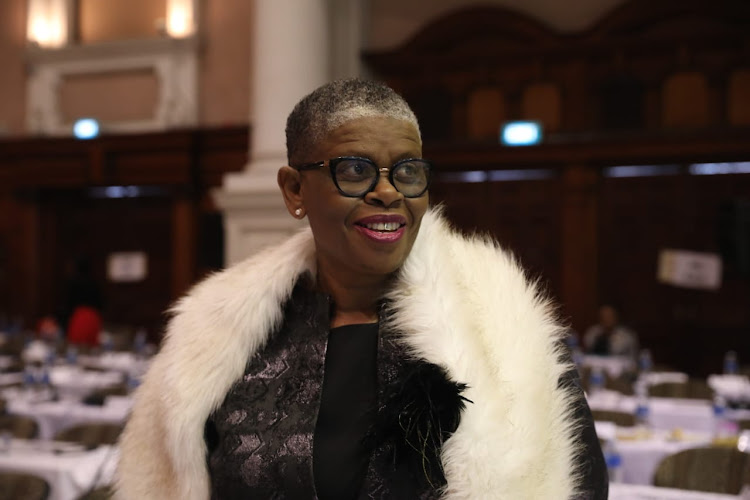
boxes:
[116,209,581,499]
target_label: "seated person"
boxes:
[584,304,639,358]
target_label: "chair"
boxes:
[591,409,636,427]
[77,486,114,500]
[0,472,50,500]
[82,384,129,406]
[55,423,123,448]
[649,379,714,399]
[605,375,634,396]
[652,446,750,494]
[0,414,39,439]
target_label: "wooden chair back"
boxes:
[591,409,636,427]
[0,472,49,500]
[0,414,39,439]
[55,423,123,448]
[653,447,750,494]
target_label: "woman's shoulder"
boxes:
[171,228,316,320]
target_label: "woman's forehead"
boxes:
[315,116,421,155]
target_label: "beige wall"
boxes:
[0,0,629,136]
[199,0,253,127]
[0,0,27,137]
[78,0,166,43]
[366,0,627,50]
[59,70,159,123]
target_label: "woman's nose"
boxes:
[366,168,403,207]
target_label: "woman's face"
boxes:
[296,116,428,282]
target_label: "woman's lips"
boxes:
[354,214,407,243]
[354,224,406,243]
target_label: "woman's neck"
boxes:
[317,267,388,328]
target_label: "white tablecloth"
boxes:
[583,355,635,378]
[49,366,124,401]
[609,427,712,485]
[6,393,132,440]
[0,372,22,387]
[588,390,750,433]
[610,482,742,499]
[0,441,118,500]
[0,355,16,371]
[77,353,149,376]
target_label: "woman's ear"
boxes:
[278,166,304,218]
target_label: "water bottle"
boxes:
[589,367,606,395]
[39,365,53,399]
[638,349,652,374]
[723,350,738,375]
[567,335,584,368]
[603,439,623,483]
[126,372,141,393]
[712,394,738,442]
[634,379,650,429]
[22,365,36,391]
[133,328,147,356]
[66,345,78,365]
[101,331,114,352]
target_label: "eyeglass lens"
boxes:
[332,158,429,198]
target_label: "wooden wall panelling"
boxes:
[595,170,750,376]
[0,194,42,329]
[597,173,690,370]
[0,126,248,334]
[560,164,599,332]
[728,69,750,126]
[195,126,250,187]
[171,196,197,299]
[41,193,175,338]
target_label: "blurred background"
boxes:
[0,0,748,377]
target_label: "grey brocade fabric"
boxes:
[205,280,439,499]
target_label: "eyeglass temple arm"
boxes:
[293,161,325,171]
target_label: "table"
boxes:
[596,421,714,485]
[0,355,16,371]
[583,355,635,378]
[588,390,750,433]
[0,372,23,387]
[77,352,149,376]
[49,366,124,401]
[0,441,118,500]
[5,392,132,440]
[610,482,742,499]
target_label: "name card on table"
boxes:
[657,249,722,291]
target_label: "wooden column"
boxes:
[559,164,599,334]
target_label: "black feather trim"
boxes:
[367,361,472,488]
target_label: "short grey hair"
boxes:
[285,78,421,165]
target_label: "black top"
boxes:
[313,322,379,500]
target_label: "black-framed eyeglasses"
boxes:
[293,156,432,198]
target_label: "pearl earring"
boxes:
[294,208,302,217]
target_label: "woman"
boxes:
[116,79,606,499]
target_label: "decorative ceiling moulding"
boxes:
[24,0,200,137]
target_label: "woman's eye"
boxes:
[395,162,423,183]
[337,161,372,179]
[401,164,416,176]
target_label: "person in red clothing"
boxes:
[62,257,103,347]
[67,305,102,346]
